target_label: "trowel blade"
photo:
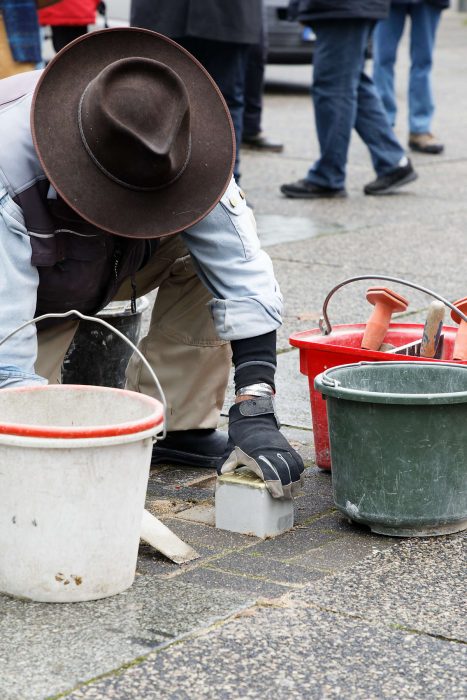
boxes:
[140,509,200,564]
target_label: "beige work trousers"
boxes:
[0,15,36,80]
[36,235,232,431]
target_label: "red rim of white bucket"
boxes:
[0,385,164,439]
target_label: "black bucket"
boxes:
[62,297,150,389]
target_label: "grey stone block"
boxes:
[215,470,294,538]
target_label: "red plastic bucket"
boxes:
[290,322,466,469]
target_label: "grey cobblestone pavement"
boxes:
[1,11,466,700]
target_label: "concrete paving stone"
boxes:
[177,566,290,599]
[289,534,396,573]
[205,551,322,587]
[173,502,216,526]
[0,577,251,700]
[293,470,335,524]
[159,517,260,551]
[147,465,215,492]
[146,466,217,503]
[63,603,467,700]
[136,543,216,579]
[245,520,344,561]
[291,532,467,642]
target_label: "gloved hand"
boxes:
[217,397,305,499]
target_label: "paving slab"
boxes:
[62,602,467,700]
[290,532,467,642]
[0,577,251,700]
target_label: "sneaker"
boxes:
[242,132,284,153]
[280,179,347,199]
[408,132,444,155]
[364,160,418,196]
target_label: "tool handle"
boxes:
[0,309,167,440]
[419,301,445,358]
[361,302,394,351]
[453,321,467,361]
[319,275,467,335]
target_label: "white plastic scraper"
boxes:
[141,510,200,564]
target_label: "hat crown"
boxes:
[79,57,191,191]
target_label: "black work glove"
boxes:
[217,397,305,500]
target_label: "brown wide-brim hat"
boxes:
[31,28,235,239]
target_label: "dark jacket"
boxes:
[130,0,263,45]
[288,0,390,22]
[392,0,450,7]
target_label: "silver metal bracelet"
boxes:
[235,383,275,398]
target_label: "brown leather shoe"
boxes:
[408,133,444,154]
[242,132,284,153]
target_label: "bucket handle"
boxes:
[319,375,340,388]
[319,275,467,336]
[0,309,167,440]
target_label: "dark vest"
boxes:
[14,180,147,328]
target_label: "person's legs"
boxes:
[240,25,283,153]
[51,25,88,53]
[306,20,372,190]
[36,320,79,383]
[355,72,406,176]
[242,39,264,139]
[175,37,250,181]
[407,2,442,135]
[121,235,232,433]
[372,4,407,127]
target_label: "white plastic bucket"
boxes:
[0,384,164,602]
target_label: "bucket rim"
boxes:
[289,322,460,351]
[314,361,467,405]
[0,384,164,438]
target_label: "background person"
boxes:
[242,1,284,153]
[130,0,263,183]
[281,0,418,198]
[372,0,449,155]
[38,0,100,53]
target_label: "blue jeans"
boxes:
[373,2,442,134]
[307,19,405,190]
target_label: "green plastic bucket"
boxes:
[315,361,467,537]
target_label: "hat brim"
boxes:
[31,28,235,239]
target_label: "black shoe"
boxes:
[364,160,418,195]
[242,132,284,153]
[151,429,228,468]
[280,179,347,199]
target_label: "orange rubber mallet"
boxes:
[361,287,409,351]
[450,297,467,361]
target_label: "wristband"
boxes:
[235,383,275,398]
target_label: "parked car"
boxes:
[102,0,316,64]
[265,0,315,64]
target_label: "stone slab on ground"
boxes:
[290,532,467,642]
[0,578,252,700]
[62,598,467,700]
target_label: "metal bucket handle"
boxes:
[319,275,467,336]
[0,309,167,440]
